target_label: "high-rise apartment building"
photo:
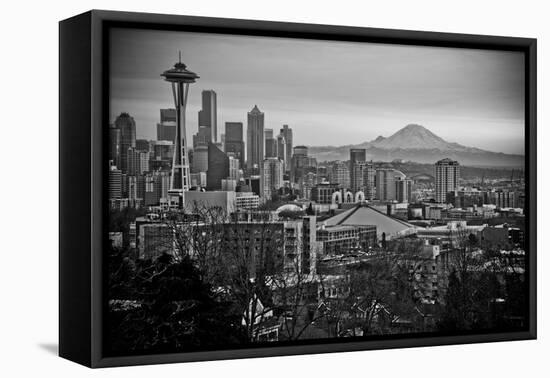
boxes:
[376,168,397,201]
[276,133,287,170]
[262,157,284,200]
[395,177,413,203]
[349,148,366,193]
[352,161,375,199]
[435,158,460,203]
[329,161,350,189]
[279,125,293,171]
[228,156,240,181]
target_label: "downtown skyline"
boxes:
[110,28,525,155]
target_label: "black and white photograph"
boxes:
[105,25,530,357]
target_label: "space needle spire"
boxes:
[161,52,200,209]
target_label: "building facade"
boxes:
[225,122,245,169]
[198,90,217,142]
[262,157,284,200]
[247,105,265,170]
[435,158,460,203]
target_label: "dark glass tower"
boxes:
[207,143,229,190]
[225,122,245,169]
[198,90,217,143]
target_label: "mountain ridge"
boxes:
[307,124,524,167]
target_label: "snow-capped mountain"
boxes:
[307,124,524,167]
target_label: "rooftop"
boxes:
[323,204,419,239]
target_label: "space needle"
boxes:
[161,52,199,209]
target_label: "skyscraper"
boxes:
[262,157,284,200]
[349,148,366,193]
[228,156,240,181]
[280,125,293,171]
[352,161,375,199]
[157,108,177,142]
[207,143,229,191]
[225,122,245,169]
[376,168,397,201]
[330,161,350,189]
[276,133,287,170]
[108,164,122,199]
[198,90,217,142]
[193,125,211,148]
[247,105,264,170]
[435,158,460,203]
[265,128,277,158]
[395,177,413,203]
[191,145,208,173]
[109,124,121,169]
[114,112,136,173]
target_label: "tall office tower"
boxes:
[276,133,287,170]
[349,148,366,193]
[225,122,245,169]
[435,158,460,203]
[262,157,284,200]
[207,142,229,191]
[376,168,397,201]
[157,109,177,142]
[395,177,413,203]
[198,90,217,142]
[247,105,265,170]
[220,133,225,152]
[114,113,136,173]
[264,128,277,158]
[228,156,240,181]
[191,145,208,173]
[330,161,350,189]
[108,164,122,199]
[161,54,199,209]
[352,161,375,198]
[109,124,121,169]
[363,163,376,200]
[280,125,293,172]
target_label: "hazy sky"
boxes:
[110,28,525,155]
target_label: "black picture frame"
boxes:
[59,9,537,368]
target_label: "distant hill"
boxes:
[308,124,524,167]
